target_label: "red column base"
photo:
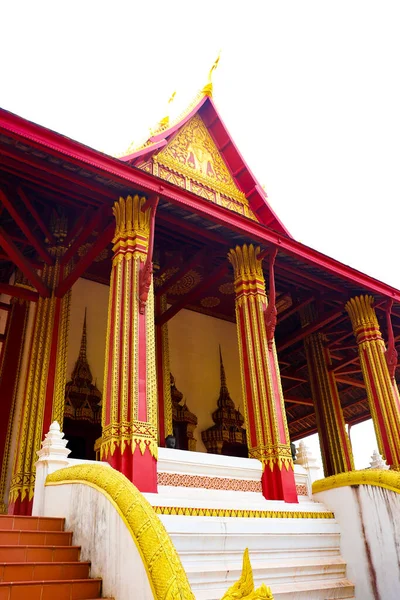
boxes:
[104,444,157,493]
[8,495,33,516]
[261,463,298,503]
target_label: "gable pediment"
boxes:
[151,114,257,221]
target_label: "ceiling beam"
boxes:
[156,262,228,326]
[275,262,344,293]
[61,204,109,266]
[284,396,314,406]
[278,296,314,324]
[0,282,39,302]
[0,188,53,265]
[0,227,49,297]
[277,308,343,353]
[17,186,56,245]
[157,211,227,246]
[156,247,207,297]
[330,353,359,373]
[336,375,365,389]
[55,222,114,297]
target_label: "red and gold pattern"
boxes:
[9,241,71,514]
[157,472,308,496]
[0,300,29,514]
[302,312,354,477]
[346,295,400,470]
[155,294,173,443]
[101,195,158,492]
[228,244,297,503]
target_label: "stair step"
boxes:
[188,556,347,587]
[195,578,355,600]
[0,561,91,582]
[0,545,81,562]
[0,530,72,546]
[0,516,65,532]
[0,578,102,599]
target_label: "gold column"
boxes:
[346,295,400,469]
[303,309,354,476]
[9,230,71,513]
[101,195,158,492]
[229,244,297,502]
[155,293,173,444]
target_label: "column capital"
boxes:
[345,295,382,344]
[228,244,263,280]
[112,194,151,259]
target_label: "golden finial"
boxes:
[158,90,177,129]
[201,52,221,97]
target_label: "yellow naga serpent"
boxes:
[46,464,273,600]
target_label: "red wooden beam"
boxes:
[61,205,109,266]
[64,206,91,245]
[0,283,39,302]
[17,187,56,245]
[156,262,228,326]
[277,308,343,353]
[330,353,359,373]
[55,222,114,297]
[156,248,207,297]
[335,375,365,389]
[0,302,10,311]
[284,396,314,406]
[157,211,227,246]
[276,262,344,293]
[0,228,49,297]
[0,188,53,265]
[278,296,314,324]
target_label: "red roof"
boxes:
[119,95,291,237]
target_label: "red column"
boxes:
[346,295,400,470]
[101,195,158,493]
[228,244,297,503]
[9,239,71,515]
[155,294,173,446]
[0,300,29,514]
[303,326,354,476]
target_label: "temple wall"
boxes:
[315,485,400,600]
[67,281,243,454]
[67,278,110,394]
[168,309,242,453]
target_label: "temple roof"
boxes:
[119,93,290,235]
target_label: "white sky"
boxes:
[1,0,397,468]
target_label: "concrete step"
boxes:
[194,578,355,600]
[187,556,347,588]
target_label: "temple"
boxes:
[0,66,399,598]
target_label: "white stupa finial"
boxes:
[369,449,389,470]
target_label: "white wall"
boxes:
[314,485,400,600]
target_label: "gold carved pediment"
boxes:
[154,114,257,220]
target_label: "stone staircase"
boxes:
[0,514,109,599]
[145,448,356,600]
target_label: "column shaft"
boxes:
[346,295,400,469]
[304,331,354,476]
[0,300,29,513]
[9,257,71,514]
[155,294,173,445]
[101,195,158,492]
[229,244,297,503]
